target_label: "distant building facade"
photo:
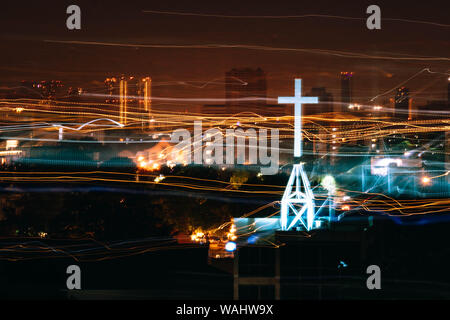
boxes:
[19,80,64,100]
[203,68,287,116]
[225,68,267,115]
[340,72,353,112]
[305,87,333,115]
[394,87,410,119]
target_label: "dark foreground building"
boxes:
[234,214,450,299]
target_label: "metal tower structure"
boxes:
[278,79,319,231]
[280,162,316,231]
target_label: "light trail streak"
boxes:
[0,96,447,244]
[142,10,450,28]
[43,40,450,61]
[370,68,450,102]
[0,236,198,262]
[51,118,124,131]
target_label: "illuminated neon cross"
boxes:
[278,79,318,157]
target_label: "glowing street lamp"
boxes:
[225,241,237,252]
[421,176,431,185]
[321,175,336,195]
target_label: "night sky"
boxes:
[1,0,449,106]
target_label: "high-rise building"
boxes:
[340,72,353,112]
[104,77,118,103]
[203,68,285,116]
[394,87,410,119]
[305,87,333,115]
[140,77,151,113]
[407,98,416,120]
[225,68,267,115]
[138,77,152,129]
[105,76,152,127]
[331,72,354,158]
[119,77,128,125]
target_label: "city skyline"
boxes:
[1,0,449,107]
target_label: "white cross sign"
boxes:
[278,79,318,158]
